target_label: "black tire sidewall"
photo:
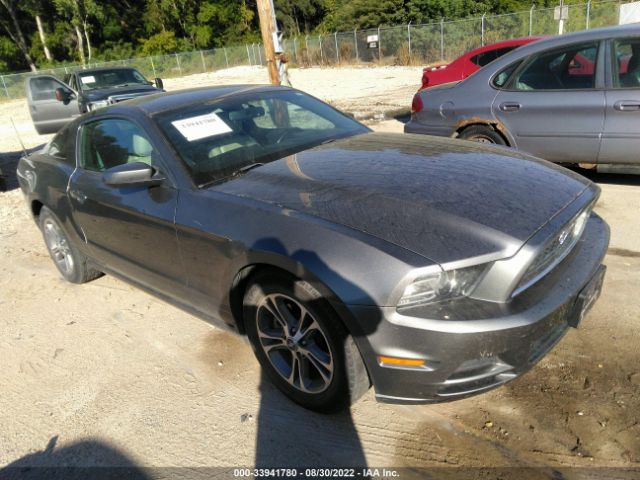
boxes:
[244,273,351,412]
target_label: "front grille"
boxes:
[513,207,591,297]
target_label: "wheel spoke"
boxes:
[262,297,289,334]
[301,347,332,384]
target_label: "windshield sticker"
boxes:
[171,112,233,141]
[80,75,96,84]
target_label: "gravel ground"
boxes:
[0,66,639,477]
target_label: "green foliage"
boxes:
[140,30,180,55]
[0,0,617,73]
[0,35,21,72]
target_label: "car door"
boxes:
[492,41,605,163]
[68,116,188,298]
[598,36,640,165]
[26,75,81,135]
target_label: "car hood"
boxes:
[83,85,159,101]
[215,132,591,266]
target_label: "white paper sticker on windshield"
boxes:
[171,112,233,142]
[80,75,96,84]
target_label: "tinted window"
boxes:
[29,77,66,101]
[472,47,517,67]
[156,90,369,187]
[513,42,597,90]
[78,69,150,91]
[46,124,76,165]
[80,119,155,172]
[611,38,640,88]
[492,61,521,88]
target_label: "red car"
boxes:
[420,37,543,90]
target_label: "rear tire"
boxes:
[39,206,102,284]
[459,125,506,145]
[243,271,369,412]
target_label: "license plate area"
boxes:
[568,265,606,328]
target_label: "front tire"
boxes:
[39,207,102,284]
[243,271,369,412]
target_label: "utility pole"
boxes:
[256,0,279,85]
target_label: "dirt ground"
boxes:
[0,66,639,478]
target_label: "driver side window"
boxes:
[80,118,155,172]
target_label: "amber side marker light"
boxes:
[378,355,426,368]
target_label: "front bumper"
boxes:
[349,214,609,404]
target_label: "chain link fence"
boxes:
[0,0,631,101]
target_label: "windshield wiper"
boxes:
[232,163,264,176]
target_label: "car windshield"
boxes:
[155,90,370,187]
[78,69,150,91]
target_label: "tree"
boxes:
[0,0,37,71]
[54,0,102,63]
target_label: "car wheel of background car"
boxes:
[243,271,370,412]
[39,207,103,284]
[459,125,506,145]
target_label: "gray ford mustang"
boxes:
[17,85,609,411]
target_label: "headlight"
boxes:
[89,100,109,111]
[397,264,487,308]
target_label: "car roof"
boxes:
[504,23,640,56]
[74,66,140,75]
[464,37,544,57]
[110,84,293,116]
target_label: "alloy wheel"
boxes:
[255,293,334,393]
[43,218,74,276]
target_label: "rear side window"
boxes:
[46,124,76,166]
[472,47,517,67]
[80,118,155,172]
[492,61,521,88]
[611,37,640,88]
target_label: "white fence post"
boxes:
[246,44,251,65]
[175,53,182,75]
[440,18,445,60]
[378,25,382,61]
[1,75,9,98]
[305,35,309,63]
[258,43,263,65]
[354,28,359,61]
[529,5,535,37]
[407,22,412,63]
[150,57,156,78]
[223,47,229,68]
[200,50,206,72]
[586,0,591,29]
[334,32,339,63]
[481,14,486,46]
[319,35,323,64]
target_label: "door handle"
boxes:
[69,189,87,203]
[499,102,521,112]
[614,101,640,111]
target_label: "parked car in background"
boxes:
[17,85,608,411]
[26,67,164,135]
[419,37,542,90]
[406,25,640,173]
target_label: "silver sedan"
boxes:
[405,24,640,173]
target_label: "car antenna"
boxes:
[10,117,28,158]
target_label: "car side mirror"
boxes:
[103,162,165,188]
[154,77,164,90]
[55,87,72,103]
